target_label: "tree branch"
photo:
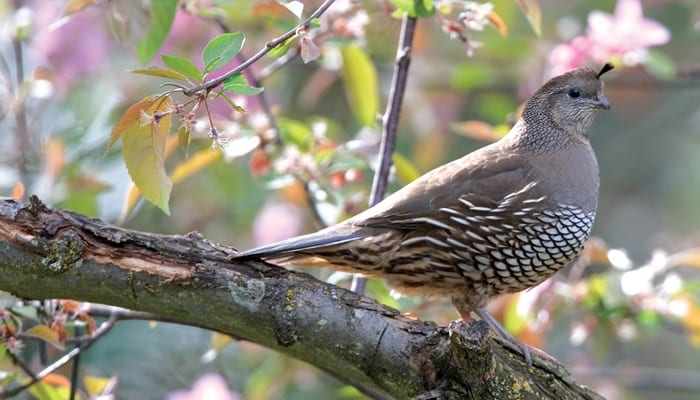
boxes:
[0,197,602,399]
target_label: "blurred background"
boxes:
[1,0,700,399]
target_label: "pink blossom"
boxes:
[586,0,670,61]
[252,200,303,246]
[29,3,113,87]
[549,36,594,76]
[168,374,240,400]
[548,0,670,76]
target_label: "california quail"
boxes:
[235,64,613,364]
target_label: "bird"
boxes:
[235,63,614,365]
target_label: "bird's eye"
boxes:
[567,88,581,98]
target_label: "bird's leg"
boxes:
[456,308,472,323]
[475,307,533,367]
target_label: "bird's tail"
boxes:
[233,226,363,262]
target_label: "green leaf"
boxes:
[636,309,662,329]
[216,92,247,113]
[340,46,379,127]
[222,73,264,95]
[309,18,322,29]
[515,0,542,37]
[389,0,435,17]
[130,67,188,81]
[202,32,245,73]
[268,36,297,58]
[392,153,421,185]
[503,296,528,334]
[29,381,70,400]
[161,54,203,82]
[117,96,173,214]
[644,50,676,80]
[366,279,400,309]
[135,0,178,64]
[278,118,312,149]
[451,64,494,90]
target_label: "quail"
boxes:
[235,64,614,364]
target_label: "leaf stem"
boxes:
[182,0,337,97]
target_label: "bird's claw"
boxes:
[475,307,534,367]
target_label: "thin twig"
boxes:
[6,350,37,380]
[351,15,417,294]
[1,314,119,399]
[302,179,328,228]
[182,0,337,97]
[258,47,300,81]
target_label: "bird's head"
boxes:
[523,63,613,139]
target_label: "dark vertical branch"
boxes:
[69,325,83,400]
[352,15,417,294]
[12,38,29,189]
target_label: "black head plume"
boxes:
[597,63,614,79]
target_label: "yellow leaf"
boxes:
[171,149,222,184]
[11,182,25,199]
[210,332,233,353]
[488,10,508,37]
[164,132,180,159]
[23,325,65,350]
[340,46,379,127]
[121,95,173,214]
[118,182,141,224]
[251,1,292,18]
[392,152,421,185]
[281,180,307,205]
[674,295,700,346]
[109,96,158,149]
[42,373,71,387]
[64,0,95,15]
[119,135,180,222]
[177,125,192,155]
[668,248,700,269]
[450,120,502,142]
[516,0,541,37]
[84,376,116,396]
[130,67,188,81]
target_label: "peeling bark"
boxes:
[0,197,602,399]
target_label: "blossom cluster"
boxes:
[549,0,670,76]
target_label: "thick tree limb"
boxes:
[0,197,602,399]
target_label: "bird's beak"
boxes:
[595,93,611,110]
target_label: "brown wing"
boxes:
[357,144,538,231]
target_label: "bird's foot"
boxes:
[474,307,537,367]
